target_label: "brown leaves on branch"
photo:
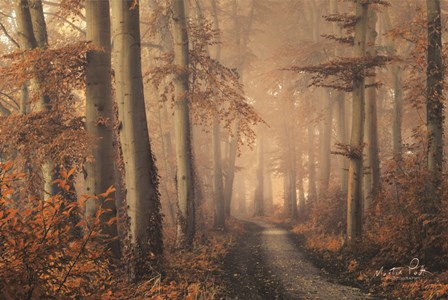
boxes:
[147,19,263,148]
[331,142,365,160]
[0,42,94,105]
[323,13,358,29]
[0,163,116,298]
[290,55,391,92]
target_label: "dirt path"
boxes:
[222,219,378,300]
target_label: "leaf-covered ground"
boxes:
[222,219,377,299]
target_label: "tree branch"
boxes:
[44,12,85,36]
[0,22,20,48]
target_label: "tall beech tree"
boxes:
[346,0,368,243]
[111,0,163,277]
[426,0,443,203]
[14,0,54,196]
[84,0,119,257]
[330,0,348,195]
[363,8,381,209]
[172,0,195,248]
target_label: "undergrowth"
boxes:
[288,151,448,299]
[0,161,245,299]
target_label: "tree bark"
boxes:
[318,91,332,195]
[172,0,195,248]
[347,0,368,244]
[28,0,60,198]
[84,0,119,257]
[111,0,163,277]
[253,134,264,217]
[426,0,443,203]
[28,0,47,48]
[307,124,317,202]
[330,0,348,195]
[15,0,37,50]
[213,114,225,228]
[363,8,380,210]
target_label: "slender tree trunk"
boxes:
[347,0,368,244]
[307,124,317,202]
[289,152,298,220]
[297,156,306,218]
[84,0,119,257]
[426,0,444,203]
[253,134,264,216]
[213,114,225,228]
[392,66,403,157]
[209,0,225,228]
[237,178,247,216]
[288,115,298,220]
[28,0,61,198]
[264,171,273,215]
[224,121,238,217]
[318,91,333,194]
[172,0,195,248]
[223,0,255,218]
[383,11,403,158]
[330,0,348,195]
[283,167,291,215]
[156,107,176,225]
[363,8,380,210]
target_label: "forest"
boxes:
[0,0,448,299]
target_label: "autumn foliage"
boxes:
[0,162,117,299]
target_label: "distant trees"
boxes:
[290,0,389,243]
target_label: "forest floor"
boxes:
[221,219,379,300]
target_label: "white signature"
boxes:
[375,258,432,279]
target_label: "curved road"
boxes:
[223,219,378,300]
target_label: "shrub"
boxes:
[0,162,116,299]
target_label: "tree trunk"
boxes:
[264,172,273,215]
[253,134,264,216]
[224,121,238,218]
[297,156,306,218]
[363,8,380,210]
[330,0,348,195]
[28,0,47,48]
[392,66,403,157]
[318,91,332,195]
[84,0,119,257]
[347,0,368,244]
[426,0,443,203]
[209,0,225,228]
[213,114,225,228]
[156,107,176,225]
[172,0,195,248]
[307,124,317,202]
[383,11,403,158]
[28,0,60,197]
[111,0,163,277]
[15,0,37,50]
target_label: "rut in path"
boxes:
[223,219,379,300]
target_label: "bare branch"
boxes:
[44,12,85,36]
[0,22,20,48]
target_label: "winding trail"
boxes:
[223,219,378,300]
